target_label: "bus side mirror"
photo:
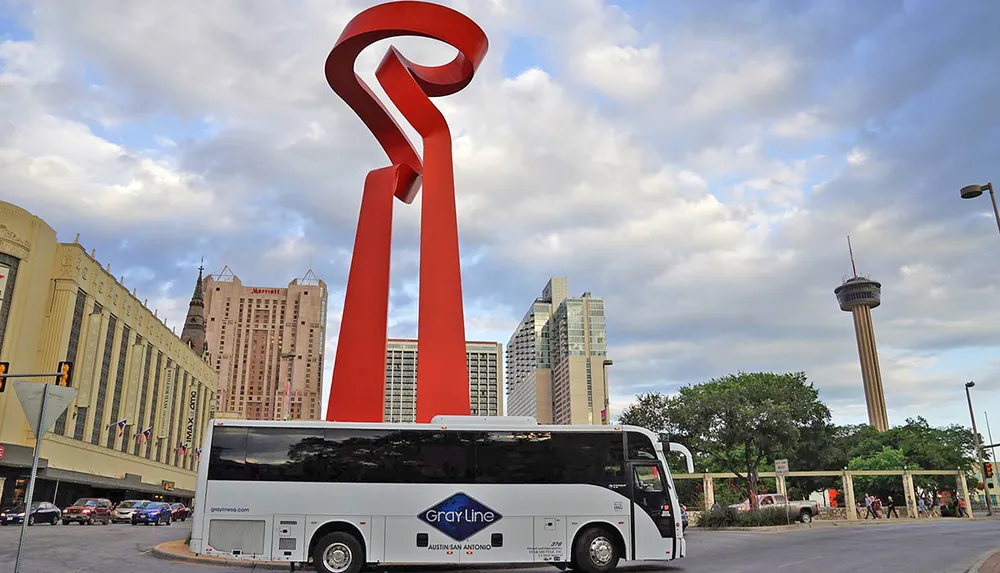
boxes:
[668,442,695,473]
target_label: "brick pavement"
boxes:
[980,550,1000,573]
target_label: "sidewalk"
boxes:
[703,516,986,533]
[152,540,288,570]
[974,548,1000,573]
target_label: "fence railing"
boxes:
[671,469,971,520]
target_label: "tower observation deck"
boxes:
[834,275,888,431]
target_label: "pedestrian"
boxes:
[855,499,862,519]
[886,496,899,518]
[958,497,969,518]
[872,496,883,519]
[863,493,874,519]
[917,497,928,518]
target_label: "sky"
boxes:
[2,0,1000,432]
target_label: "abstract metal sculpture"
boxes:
[324,1,488,423]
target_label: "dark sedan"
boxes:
[130,501,172,526]
[0,501,62,526]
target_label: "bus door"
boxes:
[628,462,675,539]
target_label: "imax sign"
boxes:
[419,493,502,541]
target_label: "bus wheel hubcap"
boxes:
[590,537,613,566]
[324,543,352,572]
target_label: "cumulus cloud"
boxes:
[2,0,1000,428]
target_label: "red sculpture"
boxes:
[324,1,488,423]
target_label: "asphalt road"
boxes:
[0,518,997,573]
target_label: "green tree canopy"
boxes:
[647,371,830,508]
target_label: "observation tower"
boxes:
[834,237,888,431]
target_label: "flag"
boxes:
[142,427,152,443]
[177,443,188,456]
[108,419,127,437]
[134,429,144,444]
[195,448,202,460]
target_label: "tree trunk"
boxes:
[748,468,760,510]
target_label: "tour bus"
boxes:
[190,416,694,573]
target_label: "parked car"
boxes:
[0,501,62,526]
[168,503,190,522]
[730,493,821,522]
[661,503,688,530]
[131,501,172,526]
[62,498,113,525]
[112,500,147,524]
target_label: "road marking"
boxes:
[777,555,824,568]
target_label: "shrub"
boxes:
[185,532,192,545]
[697,507,794,528]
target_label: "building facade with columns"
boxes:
[0,201,218,507]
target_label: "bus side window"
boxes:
[208,427,249,481]
[626,431,657,461]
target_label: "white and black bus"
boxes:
[190,416,694,573]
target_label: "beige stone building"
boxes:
[506,278,611,425]
[0,201,218,506]
[382,339,503,422]
[203,268,327,421]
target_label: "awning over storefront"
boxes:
[36,467,195,498]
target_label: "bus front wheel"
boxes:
[313,531,364,573]
[573,526,620,573]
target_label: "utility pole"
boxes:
[966,381,993,516]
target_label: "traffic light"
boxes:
[985,462,994,479]
[0,361,8,393]
[56,361,73,387]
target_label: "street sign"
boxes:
[11,380,78,573]
[12,381,78,438]
[775,459,790,477]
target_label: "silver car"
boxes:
[112,500,147,523]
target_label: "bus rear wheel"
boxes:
[313,531,363,573]
[573,526,620,573]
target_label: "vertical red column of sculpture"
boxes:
[323,1,488,423]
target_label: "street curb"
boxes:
[151,541,558,570]
[151,540,288,570]
[966,546,1000,573]
[698,517,977,533]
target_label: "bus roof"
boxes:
[208,417,661,441]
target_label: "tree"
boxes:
[663,371,831,509]
[618,392,670,432]
[848,445,907,501]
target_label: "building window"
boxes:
[133,343,153,455]
[0,253,20,358]
[91,315,117,444]
[145,352,164,461]
[106,325,130,449]
[55,288,88,436]
[73,407,88,440]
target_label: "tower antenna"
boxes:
[847,235,858,279]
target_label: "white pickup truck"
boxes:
[730,493,821,522]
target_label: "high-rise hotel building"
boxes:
[383,339,503,422]
[203,267,328,420]
[506,278,610,425]
[0,201,217,506]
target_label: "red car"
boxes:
[61,498,113,525]
[169,503,190,522]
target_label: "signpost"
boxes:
[9,372,78,573]
[775,459,790,525]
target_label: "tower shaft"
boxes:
[851,304,888,430]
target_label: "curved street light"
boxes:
[966,381,993,516]
[959,182,1000,237]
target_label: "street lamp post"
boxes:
[966,381,993,516]
[960,182,1000,237]
[602,360,613,425]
